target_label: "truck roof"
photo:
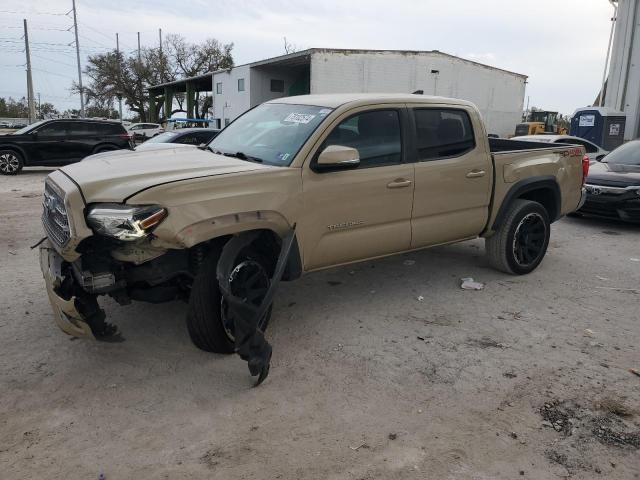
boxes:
[267,93,476,109]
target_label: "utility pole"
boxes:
[37,92,41,119]
[71,0,85,117]
[600,0,618,107]
[23,19,36,123]
[159,28,163,82]
[137,32,141,63]
[116,33,123,122]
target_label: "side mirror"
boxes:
[315,145,360,171]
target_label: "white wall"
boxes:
[310,51,526,137]
[249,67,300,107]
[212,65,251,126]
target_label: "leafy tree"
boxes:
[0,97,29,118]
[39,102,59,118]
[78,34,233,121]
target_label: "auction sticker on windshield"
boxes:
[284,113,316,124]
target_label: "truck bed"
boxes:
[488,137,562,153]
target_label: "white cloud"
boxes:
[0,0,615,114]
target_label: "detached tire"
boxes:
[0,149,24,175]
[186,244,273,353]
[485,199,551,275]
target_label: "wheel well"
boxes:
[517,188,558,221]
[491,177,561,231]
[192,228,302,281]
[0,145,26,163]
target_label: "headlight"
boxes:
[86,204,167,241]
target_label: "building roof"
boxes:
[266,93,476,109]
[231,48,527,79]
[148,47,527,93]
[148,72,213,94]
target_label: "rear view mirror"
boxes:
[315,145,360,171]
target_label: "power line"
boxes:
[0,9,68,16]
[32,67,76,80]
[31,53,77,68]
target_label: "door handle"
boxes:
[387,178,412,189]
[466,170,486,178]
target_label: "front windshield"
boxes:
[143,131,179,144]
[14,120,46,135]
[603,140,640,165]
[208,103,332,166]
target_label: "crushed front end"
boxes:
[39,171,199,340]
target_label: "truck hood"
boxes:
[587,161,640,187]
[61,147,269,202]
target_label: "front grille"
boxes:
[42,181,70,248]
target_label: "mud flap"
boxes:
[216,227,297,386]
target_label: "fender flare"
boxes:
[492,176,561,231]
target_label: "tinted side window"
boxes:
[196,131,215,143]
[93,123,123,135]
[413,109,475,160]
[66,123,88,136]
[323,110,401,167]
[175,134,201,145]
[37,122,68,136]
[576,140,597,153]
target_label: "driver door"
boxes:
[300,106,414,270]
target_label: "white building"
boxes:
[603,0,640,140]
[211,48,527,137]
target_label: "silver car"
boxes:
[511,135,608,163]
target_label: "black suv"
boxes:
[0,119,132,175]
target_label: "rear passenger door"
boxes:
[66,122,96,159]
[301,106,414,270]
[409,106,492,248]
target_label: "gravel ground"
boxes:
[1,169,639,479]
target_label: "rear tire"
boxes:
[485,199,551,275]
[0,149,24,175]
[186,244,273,353]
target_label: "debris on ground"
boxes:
[630,258,640,262]
[503,371,517,378]
[460,277,484,290]
[417,295,424,302]
[595,286,640,294]
[540,400,576,436]
[349,443,370,451]
[468,337,507,349]
[591,416,640,448]
[388,433,397,440]
[583,328,595,337]
[594,398,635,417]
[629,368,640,378]
[327,280,342,286]
[595,275,610,281]
[403,259,415,266]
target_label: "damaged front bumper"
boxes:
[39,240,95,339]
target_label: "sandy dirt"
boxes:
[1,169,639,479]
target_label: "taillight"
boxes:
[119,133,132,140]
[582,154,589,185]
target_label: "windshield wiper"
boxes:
[223,151,263,163]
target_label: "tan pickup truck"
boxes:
[39,93,588,352]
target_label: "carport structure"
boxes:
[147,72,213,122]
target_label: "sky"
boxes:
[0,0,615,116]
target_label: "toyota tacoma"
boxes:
[39,94,588,352]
